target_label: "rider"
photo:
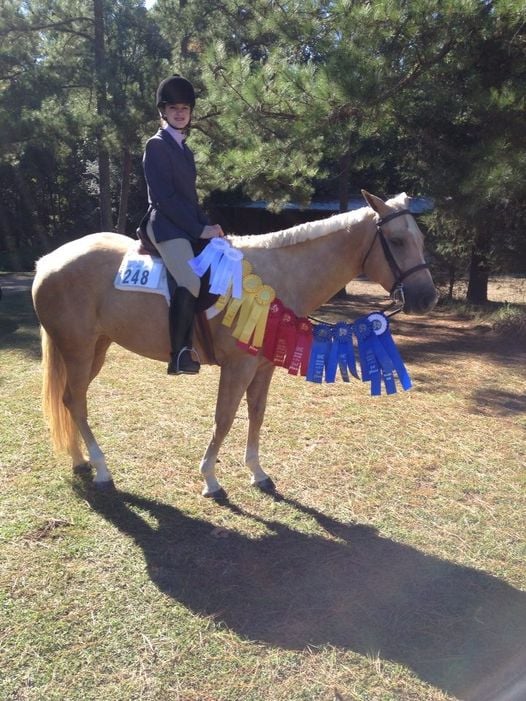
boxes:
[142,74,224,375]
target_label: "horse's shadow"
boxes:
[74,472,526,701]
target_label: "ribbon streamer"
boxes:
[306,324,333,383]
[215,260,252,321]
[272,308,298,367]
[368,313,412,391]
[288,318,313,376]
[262,300,286,361]
[325,322,357,383]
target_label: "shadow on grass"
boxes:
[74,469,526,701]
[470,388,526,417]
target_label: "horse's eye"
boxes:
[390,237,404,247]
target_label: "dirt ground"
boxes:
[2,271,525,358]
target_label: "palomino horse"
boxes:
[32,191,437,499]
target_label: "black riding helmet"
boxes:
[156,75,196,110]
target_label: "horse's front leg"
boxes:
[245,362,276,492]
[200,359,258,499]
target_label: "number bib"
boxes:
[114,247,169,303]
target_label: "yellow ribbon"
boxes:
[232,274,262,335]
[218,260,275,349]
[237,284,276,347]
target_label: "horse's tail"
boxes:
[41,327,82,460]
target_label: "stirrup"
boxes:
[167,347,201,375]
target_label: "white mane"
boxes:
[229,193,410,250]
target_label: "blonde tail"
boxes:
[41,328,83,462]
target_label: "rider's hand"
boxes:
[200,224,225,239]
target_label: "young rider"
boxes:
[142,74,224,375]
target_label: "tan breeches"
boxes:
[147,222,200,298]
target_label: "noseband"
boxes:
[362,209,430,308]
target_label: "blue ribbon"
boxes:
[325,322,357,383]
[371,314,412,391]
[352,314,412,395]
[353,318,382,395]
[306,324,333,383]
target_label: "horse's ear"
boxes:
[361,190,391,217]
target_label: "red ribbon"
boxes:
[262,300,285,361]
[288,318,313,376]
[259,298,314,373]
[272,309,297,367]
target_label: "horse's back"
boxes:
[34,233,129,282]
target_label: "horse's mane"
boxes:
[230,193,409,250]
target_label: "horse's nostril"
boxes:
[403,287,438,314]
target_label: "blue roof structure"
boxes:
[234,196,434,214]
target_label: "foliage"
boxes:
[0,0,525,301]
[0,0,169,262]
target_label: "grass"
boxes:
[1,275,525,701]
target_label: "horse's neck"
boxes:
[246,218,374,316]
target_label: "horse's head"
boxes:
[361,190,438,315]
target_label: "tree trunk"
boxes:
[0,203,22,271]
[466,227,492,304]
[116,146,132,233]
[93,0,113,231]
[338,145,351,214]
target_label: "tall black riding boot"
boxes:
[167,287,200,375]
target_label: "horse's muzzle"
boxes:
[401,284,439,315]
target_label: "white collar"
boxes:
[163,124,185,148]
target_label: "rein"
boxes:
[362,209,430,310]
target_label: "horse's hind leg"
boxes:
[245,363,276,492]
[63,336,114,488]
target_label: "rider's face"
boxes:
[163,103,191,130]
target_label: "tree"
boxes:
[390,0,526,302]
[93,0,112,229]
[0,0,170,267]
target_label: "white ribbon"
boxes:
[188,238,244,299]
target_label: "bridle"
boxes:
[362,208,430,313]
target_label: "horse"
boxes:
[32,190,438,500]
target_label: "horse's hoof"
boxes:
[94,479,115,492]
[254,477,276,493]
[73,462,92,477]
[203,487,228,502]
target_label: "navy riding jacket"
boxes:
[143,129,209,243]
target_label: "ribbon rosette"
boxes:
[353,313,412,395]
[188,237,243,298]
[234,279,276,348]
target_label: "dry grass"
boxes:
[1,275,525,701]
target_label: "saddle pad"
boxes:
[114,244,170,304]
